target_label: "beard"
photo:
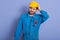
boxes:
[28,11,35,15]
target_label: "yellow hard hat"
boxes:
[29,1,39,8]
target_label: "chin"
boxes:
[30,12,34,14]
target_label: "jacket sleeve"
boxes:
[39,10,49,23]
[14,15,23,40]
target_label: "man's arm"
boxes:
[14,15,23,40]
[40,10,49,23]
[37,6,49,23]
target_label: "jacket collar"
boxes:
[27,12,36,18]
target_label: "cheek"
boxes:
[29,9,32,11]
[29,8,32,11]
[29,9,33,12]
[33,10,36,12]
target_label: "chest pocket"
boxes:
[32,16,41,28]
[33,19,38,27]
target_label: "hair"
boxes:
[29,7,38,10]
[36,7,38,10]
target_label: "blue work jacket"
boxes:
[14,10,49,40]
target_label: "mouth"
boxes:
[30,10,33,12]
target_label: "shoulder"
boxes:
[40,10,47,13]
[20,13,27,18]
[34,13,42,17]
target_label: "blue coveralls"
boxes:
[14,10,49,40]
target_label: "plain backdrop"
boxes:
[0,0,60,40]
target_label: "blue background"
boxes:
[0,0,60,40]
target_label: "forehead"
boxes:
[29,7,36,9]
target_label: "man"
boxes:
[14,1,49,40]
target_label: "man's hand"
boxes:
[36,5,41,14]
[37,5,41,11]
